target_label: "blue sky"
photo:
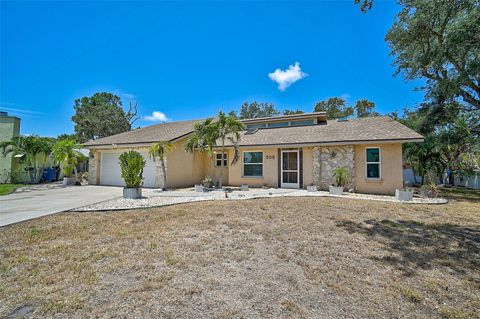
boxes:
[1,1,424,137]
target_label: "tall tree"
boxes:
[354,99,380,117]
[0,135,54,184]
[386,0,480,111]
[51,138,86,182]
[72,92,139,142]
[313,97,354,119]
[212,111,244,188]
[283,109,305,115]
[238,102,280,119]
[148,141,174,190]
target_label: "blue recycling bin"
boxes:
[42,168,56,182]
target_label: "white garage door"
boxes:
[100,151,156,188]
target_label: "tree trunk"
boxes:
[219,139,225,189]
[161,157,167,190]
[412,167,418,185]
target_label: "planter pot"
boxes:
[123,187,142,199]
[63,176,76,186]
[195,185,204,192]
[241,184,249,191]
[329,185,344,195]
[307,185,317,192]
[395,189,413,201]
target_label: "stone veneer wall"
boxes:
[88,150,99,185]
[313,145,355,190]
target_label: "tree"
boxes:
[0,135,53,184]
[56,133,78,142]
[148,141,174,190]
[51,138,86,182]
[354,0,374,13]
[184,113,244,188]
[184,118,219,182]
[313,97,354,119]
[386,0,480,111]
[72,92,139,142]
[283,109,305,115]
[354,99,381,117]
[212,111,244,188]
[238,102,280,119]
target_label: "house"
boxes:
[0,111,21,183]
[84,112,424,194]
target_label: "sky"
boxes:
[0,0,424,137]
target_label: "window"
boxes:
[243,151,263,177]
[290,119,314,126]
[215,153,228,167]
[268,121,289,128]
[246,123,267,130]
[366,147,381,179]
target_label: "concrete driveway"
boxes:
[0,184,122,227]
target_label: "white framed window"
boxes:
[215,153,228,167]
[365,147,381,179]
[243,151,263,177]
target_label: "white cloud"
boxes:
[268,62,308,91]
[143,111,170,122]
[340,93,351,101]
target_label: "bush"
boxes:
[202,176,214,188]
[332,166,350,187]
[119,151,146,188]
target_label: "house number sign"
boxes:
[265,155,275,160]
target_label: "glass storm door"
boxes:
[281,150,300,188]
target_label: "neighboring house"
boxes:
[84,112,424,194]
[0,111,21,183]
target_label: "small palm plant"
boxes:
[51,138,85,184]
[332,166,350,188]
[148,141,173,190]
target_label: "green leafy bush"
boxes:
[202,175,214,188]
[119,151,146,188]
[332,166,350,187]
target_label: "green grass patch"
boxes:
[0,184,24,196]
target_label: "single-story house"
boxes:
[84,112,424,194]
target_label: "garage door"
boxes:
[100,151,156,188]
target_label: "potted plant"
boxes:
[329,166,349,195]
[119,150,146,199]
[395,187,414,201]
[51,138,86,186]
[307,184,317,192]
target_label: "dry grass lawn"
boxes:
[1,196,479,318]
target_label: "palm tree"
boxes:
[213,111,244,188]
[51,138,86,182]
[184,118,219,182]
[148,141,174,190]
[0,135,53,184]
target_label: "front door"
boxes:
[281,150,300,188]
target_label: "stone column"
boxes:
[88,151,99,185]
[313,147,321,186]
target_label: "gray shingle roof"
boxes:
[227,116,423,147]
[83,119,204,147]
[84,116,423,147]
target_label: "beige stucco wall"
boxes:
[227,148,279,187]
[166,139,206,188]
[354,143,403,194]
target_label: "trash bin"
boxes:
[42,168,56,182]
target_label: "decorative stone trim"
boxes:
[313,145,355,190]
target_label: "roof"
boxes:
[241,111,326,123]
[226,117,423,147]
[84,114,423,148]
[83,119,204,147]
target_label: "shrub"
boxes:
[202,175,214,188]
[332,166,350,187]
[119,151,146,188]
